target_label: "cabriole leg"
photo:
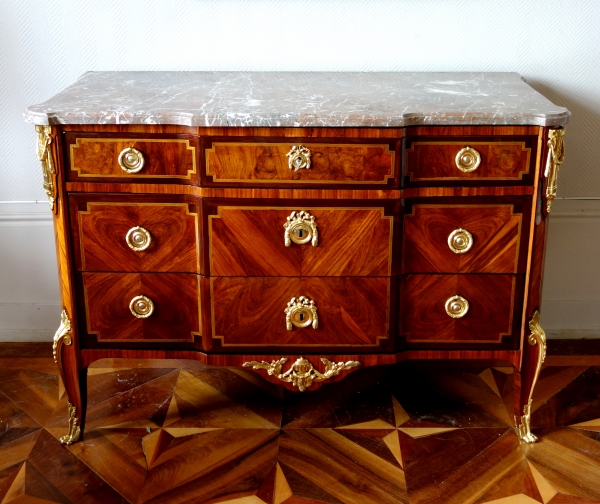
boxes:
[53,309,85,444]
[514,310,547,443]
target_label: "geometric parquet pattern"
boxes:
[1,349,600,503]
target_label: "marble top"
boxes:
[24,72,570,127]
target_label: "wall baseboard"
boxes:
[0,202,53,225]
[541,199,600,339]
[0,330,56,342]
[0,302,61,342]
[0,202,61,343]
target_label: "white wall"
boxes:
[1,0,599,340]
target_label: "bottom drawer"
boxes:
[401,274,524,346]
[82,272,201,342]
[210,277,392,350]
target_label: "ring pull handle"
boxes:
[445,295,469,319]
[283,211,318,247]
[286,145,311,171]
[447,228,473,254]
[129,295,154,319]
[455,147,481,173]
[126,226,152,251]
[285,296,318,330]
[118,147,145,173]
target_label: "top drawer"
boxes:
[65,133,198,184]
[403,136,538,186]
[203,139,397,187]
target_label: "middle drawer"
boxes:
[402,197,532,274]
[207,201,399,276]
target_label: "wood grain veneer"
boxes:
[400,274,524,346]
[64,182,537,198]
[70,194,200,273]
[204,140,396,187]
[59,123,406,138]
[403,129,540,188]
[81,272,200,342]
[209,205,396,277]
[210,276,391,350]
[65,132,199,184]
[402,198,531,274]
[405,141,532,181]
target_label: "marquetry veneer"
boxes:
[204,140,396,185]
[29,79,568,447]
[67,133,199,183]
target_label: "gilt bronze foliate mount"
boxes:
[243,357,361,391]
[52,310,82,445]
[515,310,547,443]
[35,125,56,211]
[544,128,566,213]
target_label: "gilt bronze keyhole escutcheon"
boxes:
[286,145,311,171]
[285,296,318,330]
[283,211,318,247]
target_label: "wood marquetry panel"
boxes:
[82,273,200,342]
[211,277,390,349]
[404,140,532,182]
[4,352,600,502]
[401,274,523,345]
[71,197,200,273]
[210,206,394,276]
[204,140,396,186]
[403,203,525,274]
[66,133,198,183]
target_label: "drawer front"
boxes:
[82,273,200,342]
[66,134,197,183]
[402,200,530,274]
[70,196,200,273]
[204,140,396,186]
[401,274,523,346]
[210,277,391,349]
[209,205,395,277]
[404,140,532,183]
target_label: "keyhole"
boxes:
[299,313,304,321]
[298,229,303,238]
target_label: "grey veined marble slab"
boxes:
[24,72,570,127]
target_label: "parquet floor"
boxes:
[1,346,600,503]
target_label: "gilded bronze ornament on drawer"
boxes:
[455,146,481,172]
[118,147,145,173]
[284,210,318,247]
[129,295,154,318]
[544,128,566,213]
[35,125,56,210]
[285,296,318,330]
[445,295,469,318]
[515,310,547,443]
[447,228,473,254]
[242,357,361,391]
[126,226,152,251]
[286,145,312,171]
